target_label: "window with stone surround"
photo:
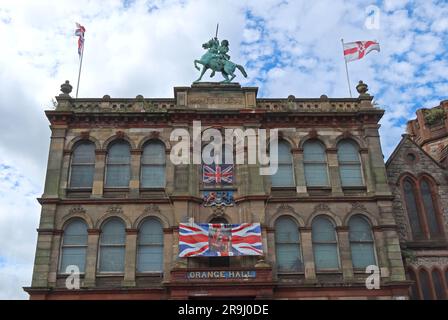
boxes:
[348,215,376,269]
[99,218,126,272]
[105,140,131,188]
[337,139,364,187]
[303,140,329,187]
[137,218,164,272]
[69,141,95,189]
[271,140,295,187]
[275,216,303,272]
[141,140,166,188]
[59,219,88,273]
[312,216,340,271]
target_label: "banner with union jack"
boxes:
[202,164,233,184]
[179,223,263,257]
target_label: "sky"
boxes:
[0,0,447,299]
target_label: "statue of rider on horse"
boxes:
[194,31,247,83]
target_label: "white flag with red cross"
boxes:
[343,40,380,62]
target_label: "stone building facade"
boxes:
[25,81,410,300]
[386,102,448,300]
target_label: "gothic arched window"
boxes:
[420,179,442,238]
[403,178,424,239]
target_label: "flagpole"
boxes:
[75,39,84,99]
[341,38,353,98]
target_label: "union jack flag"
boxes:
[75,23,85,57]
[179,223,263,257]
[202,164,233,184]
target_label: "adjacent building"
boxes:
[386,100,448,300]
[25,80,410,299]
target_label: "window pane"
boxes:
[277,141,292,163]
[313,244,339,270]
[137,246,163,272]
[63,220,88,245]
[60,247,86,273]
[337,141,359,162]
[108,142,130,164]
[72,142,95,164]
[350,243,376,269]
[403,179,424,238]
[339,164,363,186]
[141,165,165,188]
[304,141,326,161]
[432,270,445,300]
[101,219,126,245]
[276,244,302,271]
[139,219,164,245]
[304,163,329,186]
[70,165,94,188]
[275,217,300,243]
[419,269,433,300]
[420,180,440,237]
[271,164,295,187]
[142,142,165,164]
[349,216,373,241]
[407,269,419,300]
[312,217,336,242]
[105,164,130,187]
[99,247,125,272]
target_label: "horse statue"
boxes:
[194,38,247,83]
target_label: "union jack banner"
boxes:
[202,164,233,184]
[179,223,263,257]
[75,23,86,57]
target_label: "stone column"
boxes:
[92,150,106,198]
[336,226,354,280]
[59,151,71,196]
[47,231,63,287]
[31,204,58,288]
[372,227,390,282]
[327,148,343,196]
[266,227,276,279]
[83,229,100,287]
[163,228,173,282]
[292,149,308,196]
[364,125,390,195]
[165,148,175,194]
[360,149,375,195]
[43,126,67,198]
[122,229,137,287]
[129,150,141,198]
[299,227,316,282]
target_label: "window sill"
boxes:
[96,272,125,277]
[136,272,163,277]
[66,188,92,198]
[341,186,366,190]
[403,240,448,249]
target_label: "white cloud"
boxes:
[0,0,447,299]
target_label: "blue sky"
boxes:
[0,0,447,299]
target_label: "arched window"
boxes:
[137,218,164,272]
[312,216,340,271]
[303,140,329,187]
[271,141,295,187]
[432,269,445,300]
[337,140,363,187]
[407,268,419,300]
[275,217,302,272]
[403,178,424,239]
[69,141,95,188]
[420,179,442,238]
[348,215,376,269]
[141,141,166,188]
[60,219,88,273]
[99,218,126,272]
[105,141,131,188]
[419,269,433,300]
